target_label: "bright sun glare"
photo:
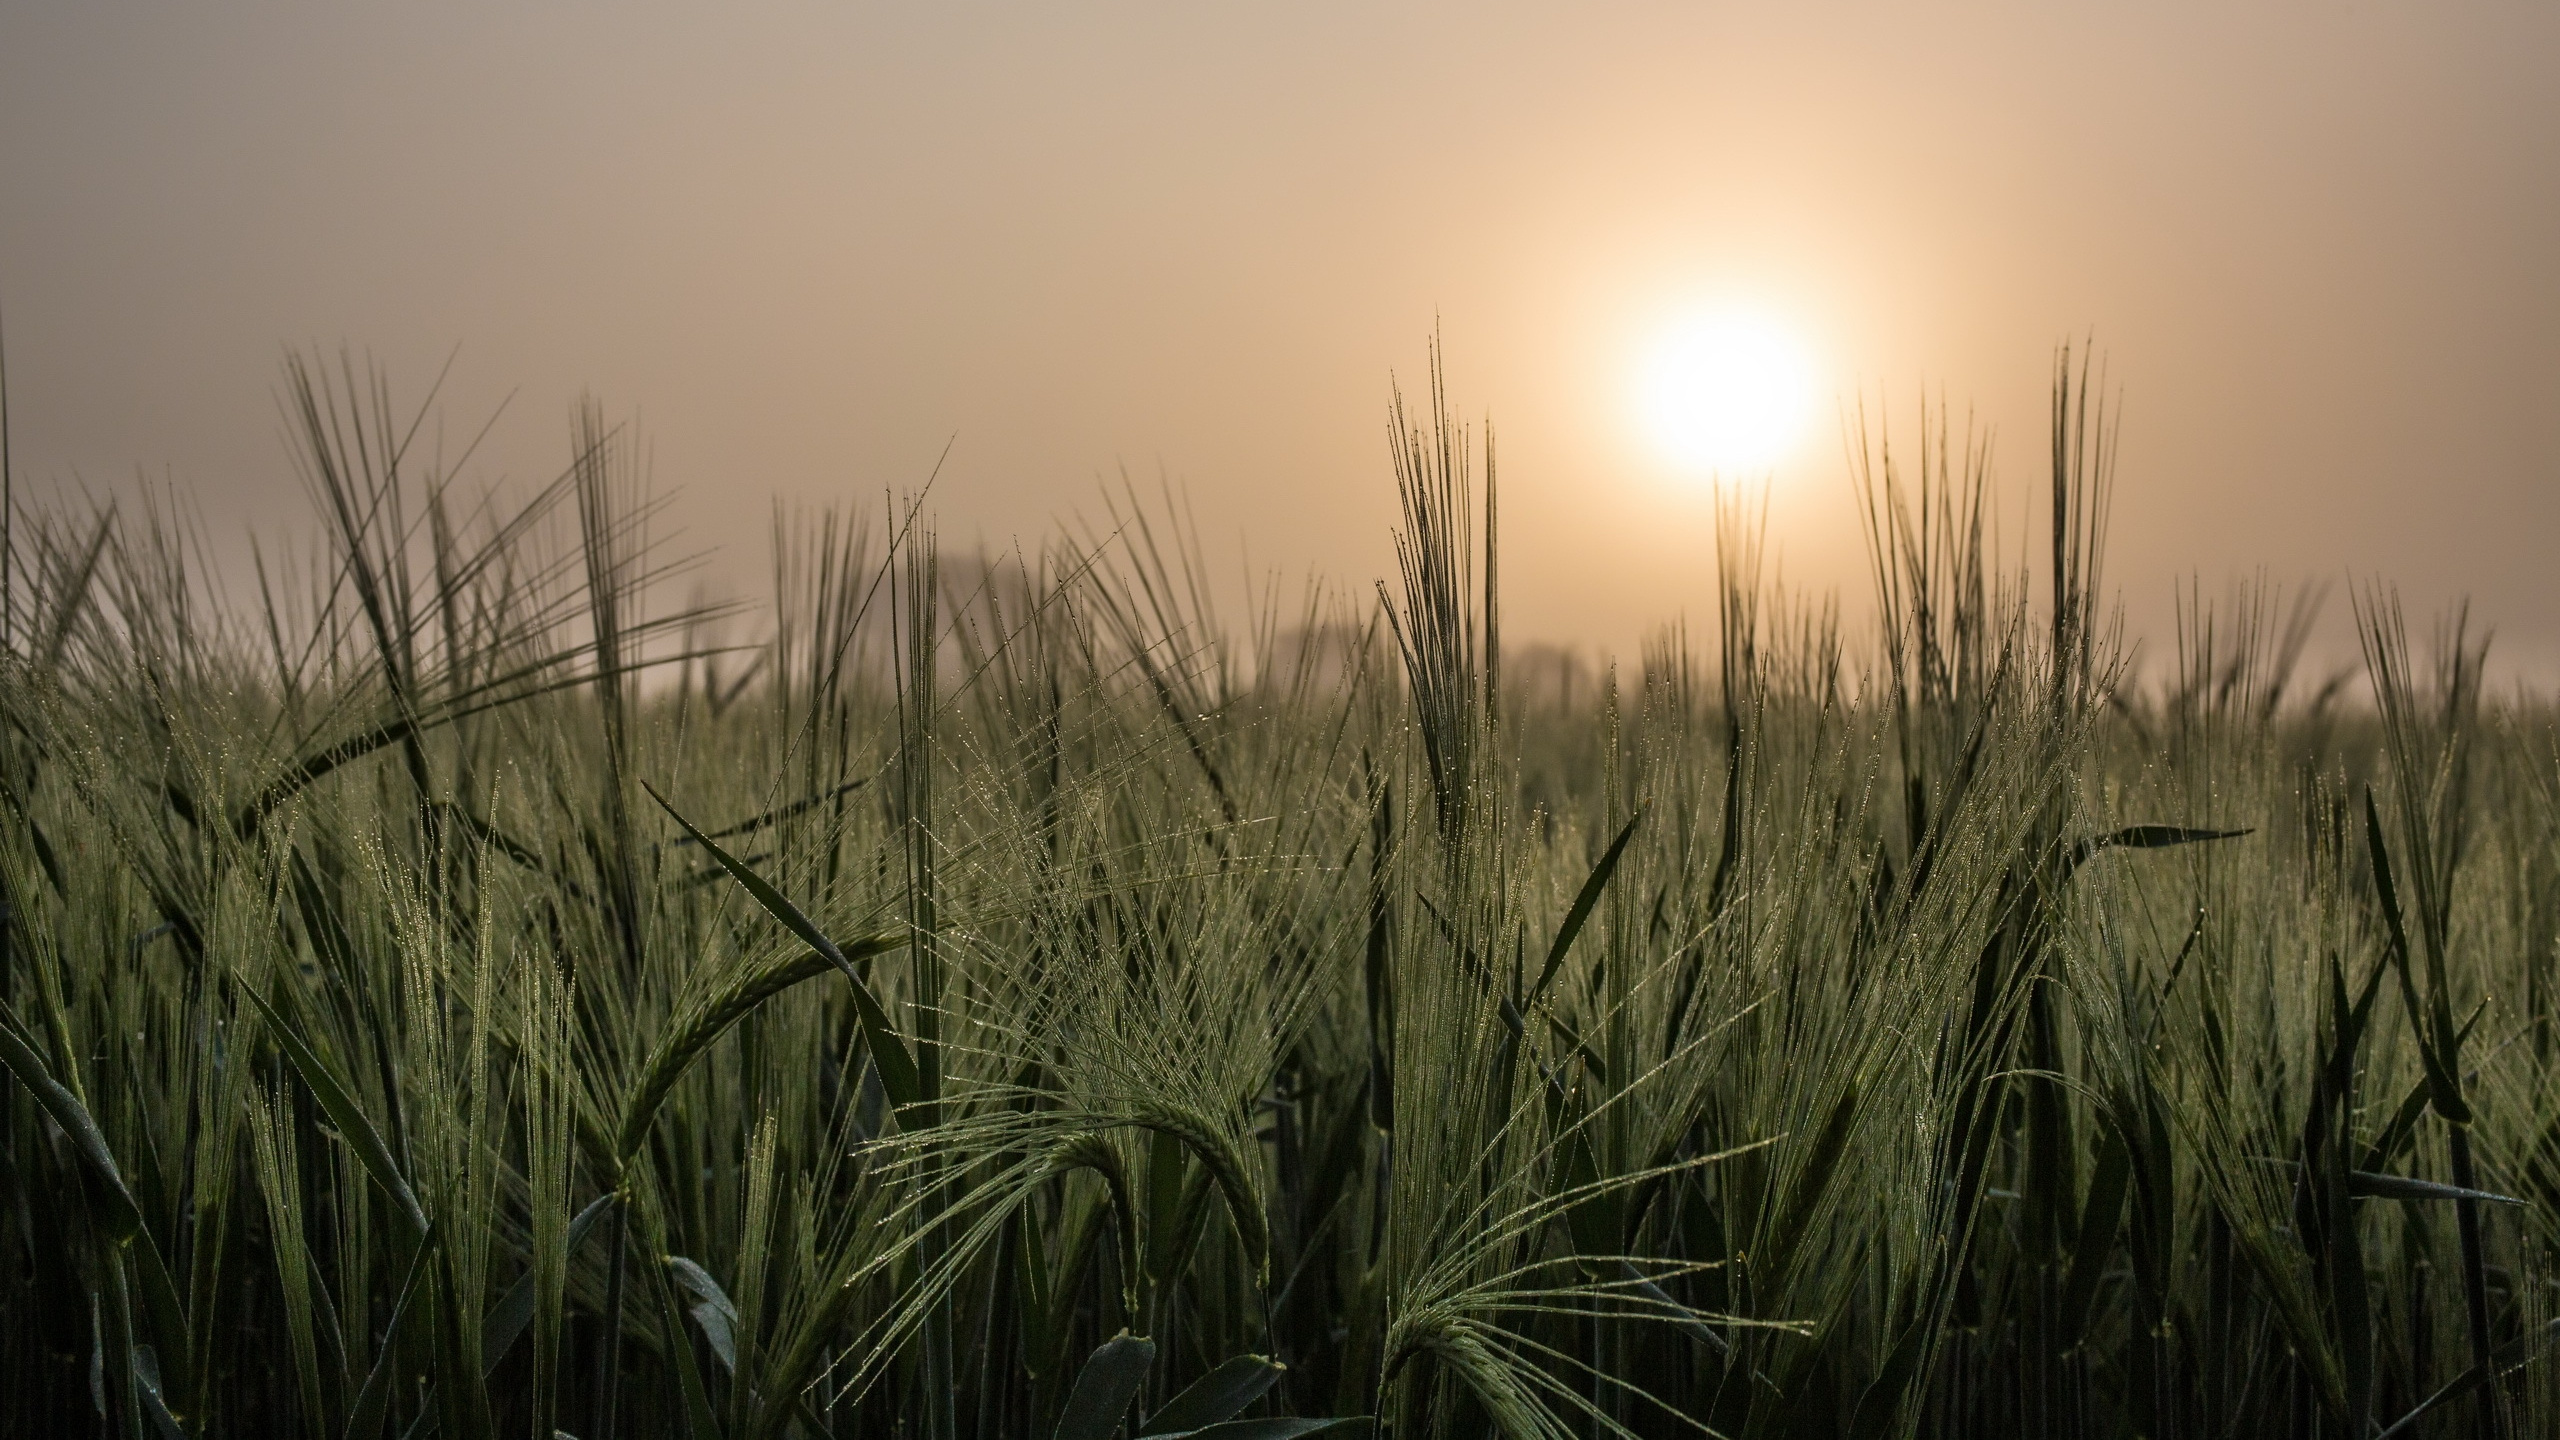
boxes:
[1636,309,1818,476]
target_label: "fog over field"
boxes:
[2,2,2555,676]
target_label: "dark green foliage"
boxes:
[2,346,2557,1440]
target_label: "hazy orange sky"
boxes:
[4,3,2555,678]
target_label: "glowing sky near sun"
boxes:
[1634,307,1821,478]
[1,2,2554,674]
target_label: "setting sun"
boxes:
[1635,308,1819,475]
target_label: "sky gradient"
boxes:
[4,2,2555,679]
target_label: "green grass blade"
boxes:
[612,944,896,1173]
[1763,1082,1858,1285]
[1158,1421,1373,1439]
[2357,1001,2487,1174]
[2375,1320,2560,1438]
[2363,790,2468,1123]
[481,1192,614,1375]
[0,1007,147,1240]
[1527,806,1644,1011]
[1146,1127,1187,1267]
[342,1227,434,1440]
[2057,1125,2131,1346]
[0,1009,196,1412]
[642,782,925,1117]
[2071,823,2250,859]
[2346,1172,2527,1207]
[1846,1314,1934,1440]
[240,985,429,1241]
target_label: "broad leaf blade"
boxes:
[130,1346,186,1440]
[1055,1330,1157,1440]
[655,1258,727,1440]
[1139,1353,1285,1435]
[669,1256,742,1373]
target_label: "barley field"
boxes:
[4,355,2556,1439]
